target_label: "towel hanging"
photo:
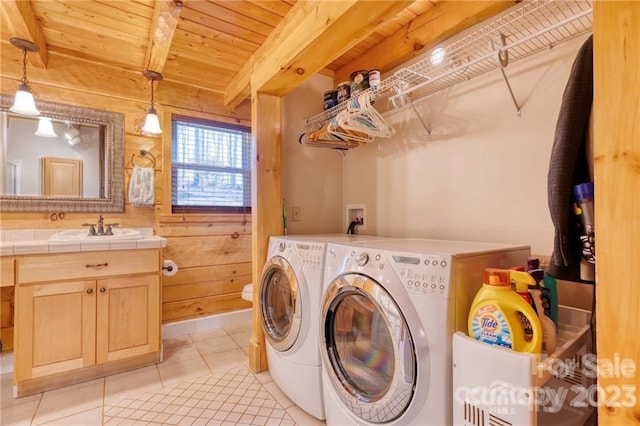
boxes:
[129,165,155,206]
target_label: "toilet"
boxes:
[242,283,253,303]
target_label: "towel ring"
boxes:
[131,149,156,169]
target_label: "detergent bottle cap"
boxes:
[527,257,540,271]
[484,268,510,286]
[510,265,525,272]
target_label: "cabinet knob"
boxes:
[99,287,106,293]
[87,288,93,294]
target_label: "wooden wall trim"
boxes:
[249,92,282,373]
[593,2,640,424]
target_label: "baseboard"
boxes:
[162,309,253,339]
[1,310,254,376]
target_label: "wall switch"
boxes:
[292,206,301,222]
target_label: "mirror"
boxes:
[1,94,124,212]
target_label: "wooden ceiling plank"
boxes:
[216,0,285,27]
[49,45,144,72]
[187,1,275,37]
[144,0,185,74]
[245,0,294,18]
[95,0,154,19]
[171,30,256,60]
[41,27,145,69]
[180,7,266,46]
[33,1,150,39]
[169,40,250,69]
[41,22,147,48]
[178,19,260,53]
[334,0,515,84]
[0,0,48,68]
[225,0,414,109]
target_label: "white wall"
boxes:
[282,73,344,234]
[342,34,591,256]
[5,117,100,196]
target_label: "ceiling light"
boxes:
[64,124,80,141]
[9,38,40,116]
[68,136,82,146]
[142,70,163,135]
[35,117,58,138]
[430,47,446,66]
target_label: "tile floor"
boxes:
[0,322,325,425]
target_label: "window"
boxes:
[171,115,251,213]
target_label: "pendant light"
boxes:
[9,38,40,116]
[35,117,58,138]
[142,70,163,135]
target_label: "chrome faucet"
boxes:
[96,215,105,235]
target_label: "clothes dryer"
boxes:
[319,238,530,425]
[260,234,388,420]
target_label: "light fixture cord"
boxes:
[150,79,155,109]
[20,48,29,85]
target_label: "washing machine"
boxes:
[260,234,388,420]
[319,238,530,425]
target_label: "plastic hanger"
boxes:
[337,92,395,138]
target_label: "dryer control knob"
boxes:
[356,253,370,266]
[278,242,286,252]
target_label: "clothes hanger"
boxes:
[337,92,395,138]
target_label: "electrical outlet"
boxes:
[292,206,301,222]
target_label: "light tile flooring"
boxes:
[0,323,325,426]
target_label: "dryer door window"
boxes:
[321,273,416,423]
[260,256,301,352]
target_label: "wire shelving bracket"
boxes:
[304,0,593,134]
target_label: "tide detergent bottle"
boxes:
[468,268,542,354]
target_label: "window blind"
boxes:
[171,115,251,213]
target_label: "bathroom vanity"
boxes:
[0,228,166,397]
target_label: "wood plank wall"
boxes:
[0,63,252,351]
[593,2,640,424]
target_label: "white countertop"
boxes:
[0,228,166,256]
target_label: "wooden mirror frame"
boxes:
[0,94,125,212]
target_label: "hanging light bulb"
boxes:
[9,38,40,116]
[142,70,163,135]
[35,117,58,137]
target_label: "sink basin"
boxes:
[49,228,144,242]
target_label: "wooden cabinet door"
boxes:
[41,157,83,197]
[96,275,160,364]
[15,281,96,381]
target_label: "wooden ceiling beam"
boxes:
[333,0,516,84]
[143,0,184,74]
[0,0,48,68]
[224,0,414,109]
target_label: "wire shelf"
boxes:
[304,0,593,129]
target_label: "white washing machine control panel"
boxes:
[332,245,453,299]
[294,242,325,270]
[386,251,452,299]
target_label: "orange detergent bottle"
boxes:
[468,268,542,354]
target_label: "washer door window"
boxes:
[322,273,416,423]
[260,256,300,352]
